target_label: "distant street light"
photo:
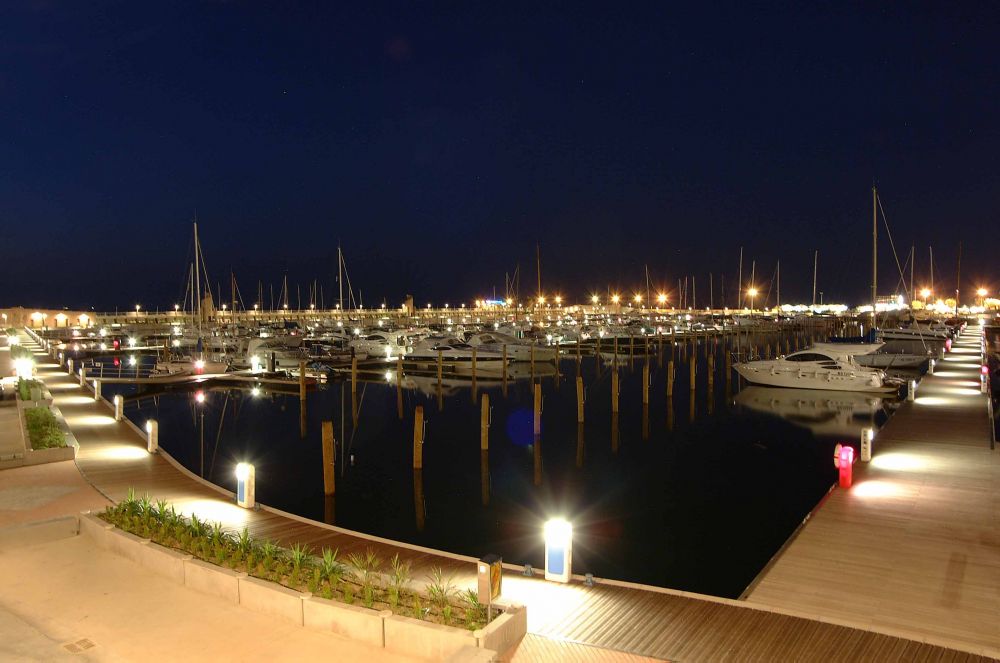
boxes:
[747,288,758,316]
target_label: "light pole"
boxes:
[747,288,758,317]
[920,288,931,309]
[977,288,988,307]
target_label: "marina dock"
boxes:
[11,326,998,661]
[747,326,1000,656]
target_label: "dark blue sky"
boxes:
[2,1,997,310]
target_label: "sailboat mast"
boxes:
[536,243,542,300]
[737,247,743,309]
[193,220,202,338]
[910,244,915,305]
[338,244,343,311]
[776,260,780,309]
[812,250,818,307]
[955,241,962,316]
[871,186,878,320]
[929,246,934,293]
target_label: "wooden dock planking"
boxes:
[20,330,998,662]
[748,328,1000,658]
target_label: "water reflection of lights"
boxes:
[853,480,906,499]
[870,453,928,472]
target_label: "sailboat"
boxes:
[155,221,232,376]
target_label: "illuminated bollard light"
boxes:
[67,358,74,376]
[59,351,65,367]
[927,358,934,375]
[834,444,855,488]
[236,462,256,509]
[860,427,874,462]
[80,367,87,387]
[907,379,917,402]
[113,394,123,422]
[145,420,158,453]
[544,518,572,583]
[93,380,102,402]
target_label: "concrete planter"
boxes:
[383,613,479,661]
[140,541,192,585]
[24,445,76,465]
[105,527,149,563]
[303,596,389,647]
[475,603,527,656]
[79,512,113,548]
[238,576,310,625]
[184,558,244,604]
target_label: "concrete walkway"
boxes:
[748,326,1000,657]
[0,534,422,663]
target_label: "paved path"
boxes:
[748,327,1000,657]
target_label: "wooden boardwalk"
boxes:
[748,327,1000,658]
[20,331,998,662]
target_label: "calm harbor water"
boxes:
[103,336,896,599]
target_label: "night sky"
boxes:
[2,2,997,311]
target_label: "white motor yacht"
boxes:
[466,331,558,362]
[409,337,508,374]
[733,344,898,393]
[350,331,411,359]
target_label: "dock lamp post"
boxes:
[977,288,988,307]
[747,288,758,316]
[920,288,931,308]
[235,462,256,509]
[543,518,573,583]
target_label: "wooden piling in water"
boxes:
[533,382,542,436]
[299,360,307,438]
[396,356,404,419]
[351,356,357,394]
[321,420,336,495]
[642,362,649,404]
[611,369,620,413]
[502,344,508,385]
[707,353,715,388]
[576,375,585,422]
[689,356,696,391]
[667,360,675,396]
[480,392,490,450]
[412,405,424,470]
[437,349,443,386]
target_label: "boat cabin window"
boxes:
[785,352,833,362]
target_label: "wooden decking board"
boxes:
[20,333,998,662]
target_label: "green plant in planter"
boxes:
[347,548,383,608]
[387,554,412,609]
[461,589,486,628]
[287,542,312,585]
[342,584,355,605]
[319,547,344,589]
[411,594,424,620]
[259,540,279,575]
[425,567,456,623]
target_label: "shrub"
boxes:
[24,407,66,449]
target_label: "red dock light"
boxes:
[834,443,855,488]
[982,365,990,376]
[945,338,952,351]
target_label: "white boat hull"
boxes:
[734,363,897,393]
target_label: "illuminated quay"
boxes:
[3,314,997,660]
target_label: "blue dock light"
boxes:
[544,518,573,583]
[235,462,255,509]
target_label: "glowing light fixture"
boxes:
[611,294,621,304]
[657,293,667,305]
[544,518,573,583]
[235,462,256,509]
[195,391,206,404]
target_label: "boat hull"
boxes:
[734,363,898,393]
